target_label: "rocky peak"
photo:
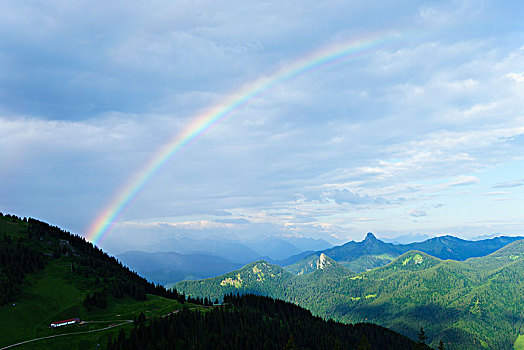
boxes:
[316,253,332,270]
[364,232,378,242]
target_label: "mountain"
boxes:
[242,236,302,260]
[175,260,293,300]
[148,236,262,264]
[177,240,524,349]
[298,232,524,273]
[280,236,333,252]
[117,251,241,285]
[285,252,353,276]
[403,235,524,260]
[323,232,401,261]
[272,249,318,266]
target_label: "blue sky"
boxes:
[1,0,524,252]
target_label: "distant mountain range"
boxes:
[117,251,243,285]
[286,232,524,273]
[119,232,523,286]
[117,235,333,285]
[176,236,524,349]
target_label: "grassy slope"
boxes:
[515,335,524,350]
[0,256,187,349]
[0,216,192,349]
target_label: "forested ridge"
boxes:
[108,293,428,350]
[177,246,524,349]
[0,213,190,306]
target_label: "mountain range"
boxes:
[176,235,524,349]
[116,235,333,285]
[118,232,523,287]
[286,232,524,273]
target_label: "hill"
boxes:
[0,213,194,349]
[108,294,426,350]
[175,260,293,301]
[177,242,524,349]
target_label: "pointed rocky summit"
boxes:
[364,232,378,241]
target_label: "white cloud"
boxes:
[449,175,480,187]
[408,209,428,217]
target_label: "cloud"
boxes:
[449,175,480,187]
[505,72,524,83]
[408,209,428,217]
[214,218,251,224]
[492,181,523,188]
[484,191,509,196]
[324,189,387,205]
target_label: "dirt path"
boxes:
[1,308,183,349]
[0,320,133,350]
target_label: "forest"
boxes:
[107,294,429,350]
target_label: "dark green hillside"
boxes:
[340,255,392,272]
[465,239,524,270]
[108,294,427,350]
[175,260,293,301]
[377,250,442,272]
[178,243,524,349]
[285,253,323,275]
[0,213,191,349]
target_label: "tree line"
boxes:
[0,213,199,307]
[107,293,430,350]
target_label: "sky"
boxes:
[1,0,524,252]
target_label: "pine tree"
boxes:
[357,335,371,350]
[283,334,298,350]
[416,327,427,349]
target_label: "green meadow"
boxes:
[0,254,186,349]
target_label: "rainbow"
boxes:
[86,32,395,245]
